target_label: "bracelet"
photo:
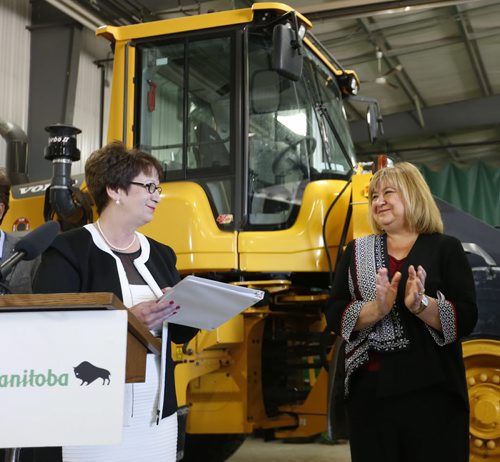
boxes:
[411,294,429,315]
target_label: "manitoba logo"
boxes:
[74,361,111,386]
[0,361,111,388]
[0,369,69,387]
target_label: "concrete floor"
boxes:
[227,437,351,462]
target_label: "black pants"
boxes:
[346,370,469,462]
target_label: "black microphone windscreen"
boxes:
[14,220,60,260]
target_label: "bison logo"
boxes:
[74,361,111,386]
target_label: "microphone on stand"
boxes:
[0,220,60,282]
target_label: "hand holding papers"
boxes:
[159,276,265,330]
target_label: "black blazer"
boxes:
[327,233,478,403]
[33,226,198,418]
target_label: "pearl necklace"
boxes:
[96,220,137,252]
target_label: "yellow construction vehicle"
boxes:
[4,3,498,461]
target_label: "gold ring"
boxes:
[418,290,425,296]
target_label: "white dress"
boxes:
[62,285,178,462]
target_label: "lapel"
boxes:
[2,232,18,260]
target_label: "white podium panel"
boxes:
[0,309,127,448]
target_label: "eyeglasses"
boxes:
[129,181,162,194]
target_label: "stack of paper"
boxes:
[159,275,265,330]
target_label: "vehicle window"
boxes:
[136,35,234,222]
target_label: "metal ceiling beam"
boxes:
[320,16,500,58]
[345,15,432,137]
[356,17,427,126]
[355,140,500,168]
[350,95,500,143]
[301,0,481,20]
[454,4,491,97]
[341,24,500,67]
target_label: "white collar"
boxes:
[84,224,163,306]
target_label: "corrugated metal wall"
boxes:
[0,0,111,178]
[0,0,31,168]
[72,29,112,174]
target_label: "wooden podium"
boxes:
[0,292,162,461]
[0,292,161,383]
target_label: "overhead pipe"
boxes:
[44,0,105,31]
[0,118,29,185]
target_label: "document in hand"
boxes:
[159,275,265,330]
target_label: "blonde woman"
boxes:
[327,162,477,462]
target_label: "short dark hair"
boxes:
[0,170,11,225]
[85,141,164,215]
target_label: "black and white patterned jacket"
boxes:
[327,233,477,402]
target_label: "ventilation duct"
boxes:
[0,118,29,185]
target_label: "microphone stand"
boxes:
[1,258,23,462]
[0,252,25,285]
[0,282,12,295]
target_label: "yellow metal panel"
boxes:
[239,180,351,272]
[252,3,312,27]
[104,41,136,146]
[184,316,267,434]
[196,316,245,351]
[97,3,311,43]
[188,399,249,434]
[351,171,372,239]
[5,195,46,231]
[139,181,238,272]
[175,358,223,407]
[97,8,255,42]
[304,36,359,83]
[106,40,127,143]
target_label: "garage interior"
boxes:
[1,0,499,227]
[0,1,499,461]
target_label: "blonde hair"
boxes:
[368,162,443,234]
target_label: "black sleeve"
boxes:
[440,235,478,338]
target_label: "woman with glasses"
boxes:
[33,141,198,462]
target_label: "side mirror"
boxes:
[250,70,281,114]
[272,24,303,81]
[348,94,384,144]
[366,102,384,144]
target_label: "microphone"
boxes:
[0,220,60,280]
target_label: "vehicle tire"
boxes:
[181,434,246,462]
[463,339,500,462]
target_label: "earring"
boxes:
[115,199,121,205]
